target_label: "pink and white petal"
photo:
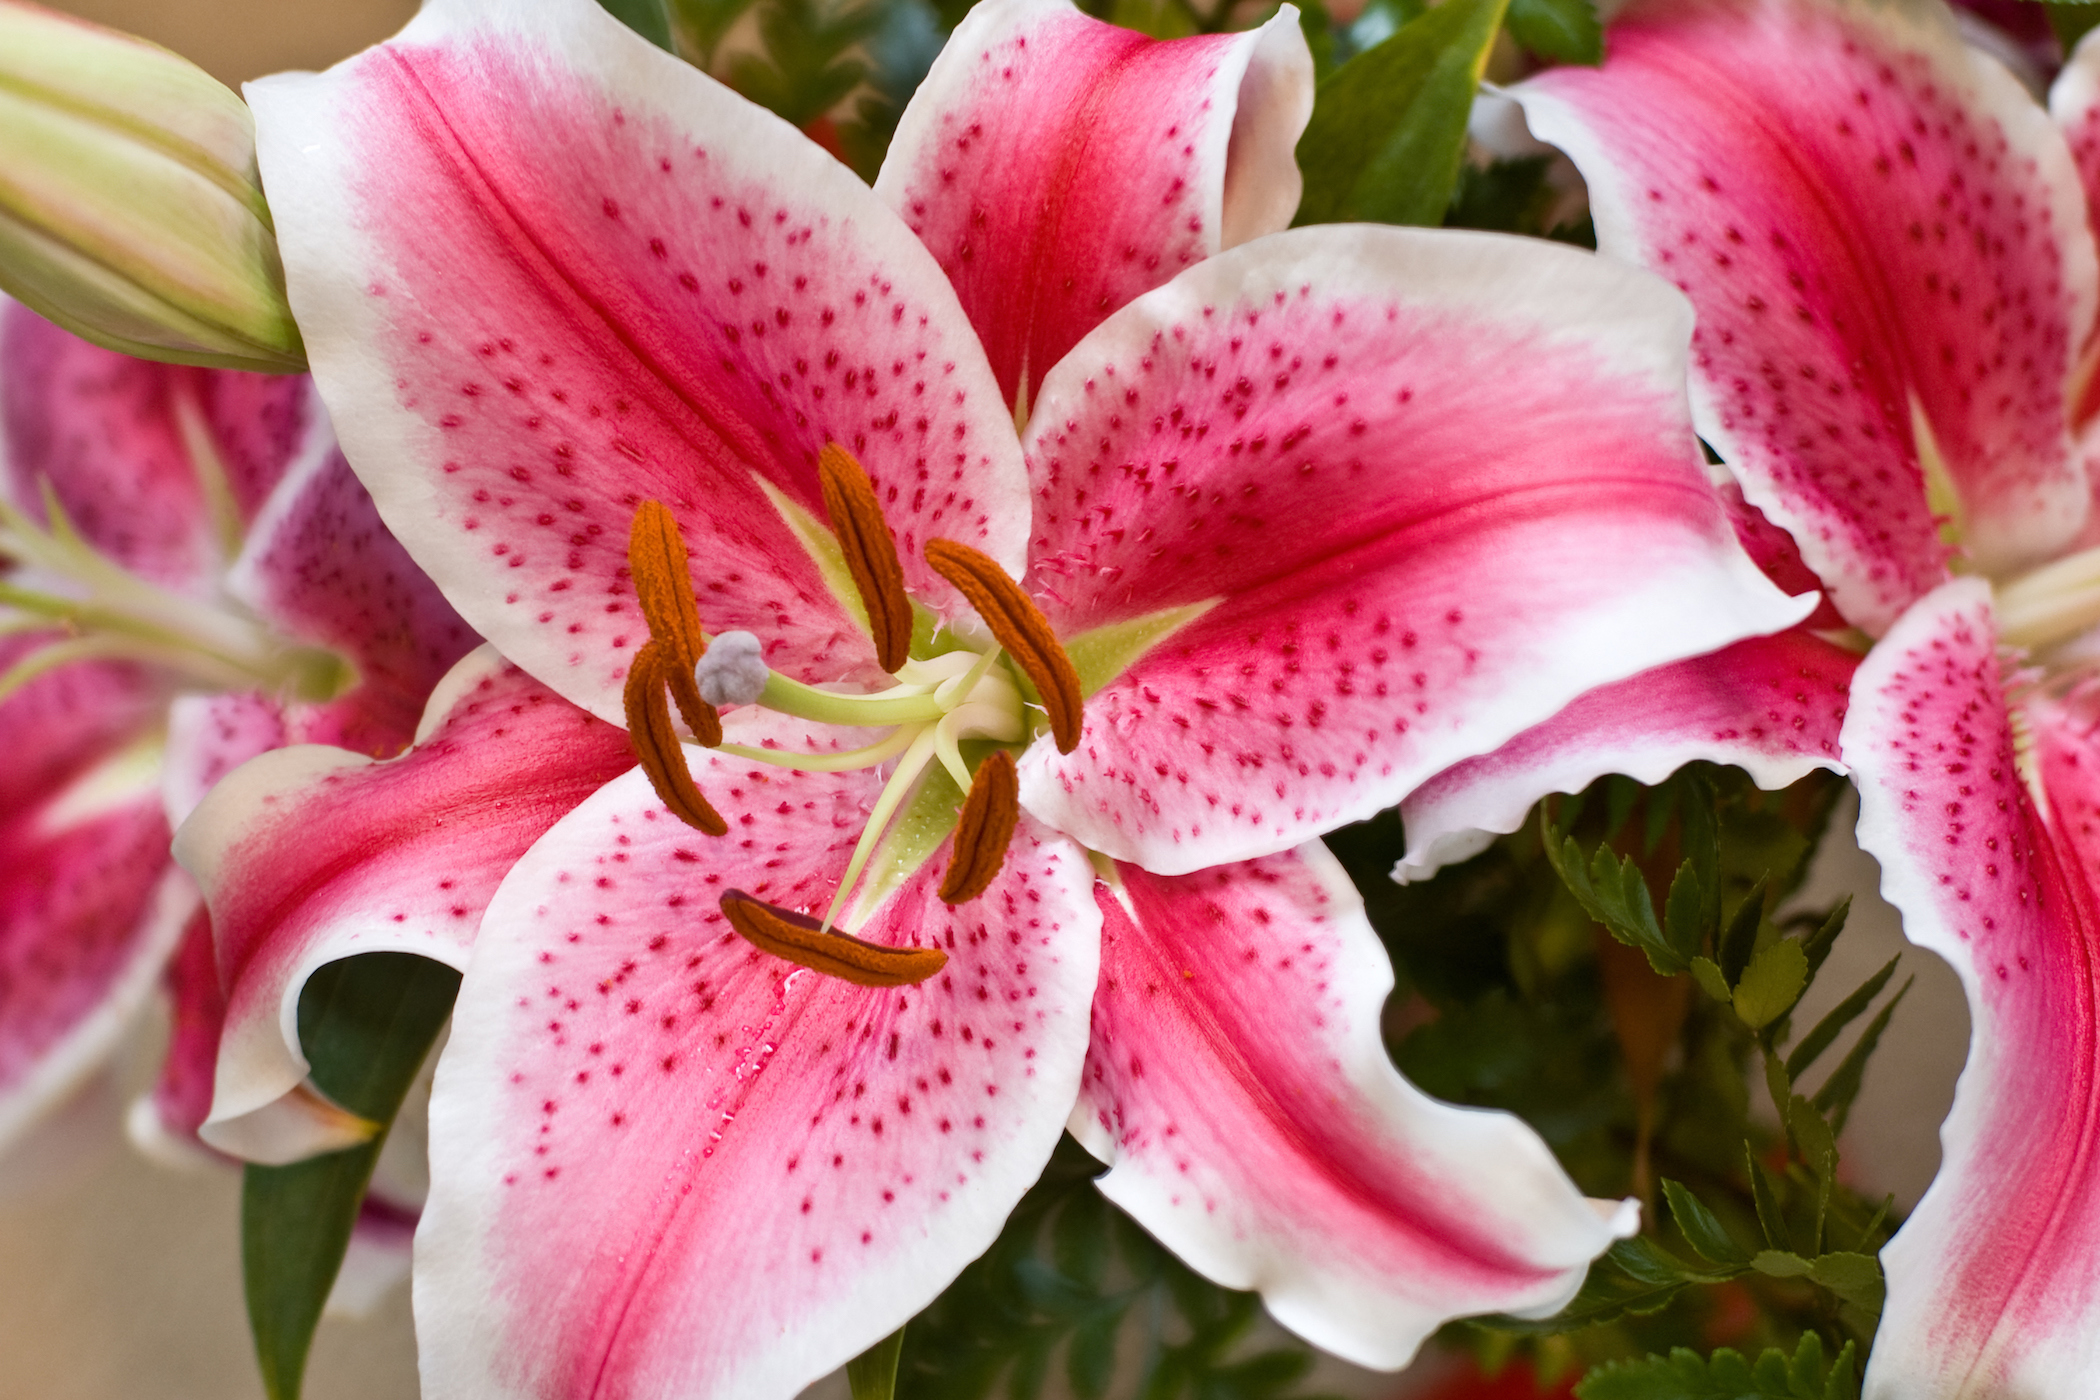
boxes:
[2053,29,2100,332]
[1516,0,2097,635]
[162,691,288,829]
[0,301,219,591]
[1075,846,1634,1368]
[172,648,634,1164]
[192,369,320,526]
[874,0,1312,411]
[230,440,480,755]
[416,738,1099,1400]
[248,0,1028,722]
[1842,579,2100,1397]
[1395,629,1858,883]
[125,902,230,1168]
[1020,226,1812,874]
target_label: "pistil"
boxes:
[1996,544,2100,655]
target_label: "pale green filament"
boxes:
[1997,544,2100,654]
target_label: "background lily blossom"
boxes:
[1503,0,2100,1390]
[165,0,1840,1394]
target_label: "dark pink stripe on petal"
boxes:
[876,0,1310,410]
[1519,0,2096,634]
[1845,580,2100,1396]
[1077,847,1630,1367]
[416,728,1097,1400]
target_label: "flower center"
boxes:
[0,482,352,707]
[1993,543,2100,659]
[621,445,1082,988]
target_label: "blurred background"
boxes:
[2,3,1973,1398]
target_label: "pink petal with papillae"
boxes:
[127,903,229,1165]
[1517,0,2097,636]
[248,0,1030,723]
[874,0,1311,411]
[230,442,480,754]
[1395,629,1857,882]
[1018,226,1811,874]
[2053,31,2100,330]
[415,734,1098,1400]
[1843,580,2100,1396]
[1074,846,1634,1369]
[173,648,633,1163]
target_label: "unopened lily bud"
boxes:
[0,1,304,371]
[696,631,768,708]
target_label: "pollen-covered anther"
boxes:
[624,501,726,833]
[940,749,1019,905]
[922,538,1083,753]
[720,889,948,987]
[818,443,914,673]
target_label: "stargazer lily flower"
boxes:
[0,296,478,1166]
[185,0,1814,1391]
[1501,0,2100,1391]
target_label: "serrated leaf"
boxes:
[1786,955,1901,1080]
[1750,1249,1811,1278]
[1474,1236,1737,1335]
[1663,858,1705,966]
[1718,877,1767,987]
[1505,0,1601,63]
[1662,1179,1749,1266]
[847,1328,905,1400]
[1690,956,1732,1003]
[1808,1251,1885,1316]
[1747,1144,1791,1252]
[1811,976,1914,1134]
[1789,1095,1836,1176]
[1733,938,1808,1031]
[1801,895,1851,976]
[1294,0,1511,227]
[1577,1335,1858,1400]
[597,0,674,48]
[1551,833,1684,973]
[244,953,460,1400]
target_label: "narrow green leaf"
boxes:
[1851,1193,1894,1253]
[1750,1249,1811,1278]
[1662,1178,1749,1266]
[1733,938,1808,1031]
[1746,1143,1791,1253]
[1788,1095,1836,1178]
[1811,975,1914,1134]
[1786,954,1901,1080]
[847,1327,905,1400]
[1801,895,1851,976]
[598,0,675,49]
[1690,956,1732,1003]
[1718,877,1767,987]
[1505,0,1601,63]
[1577,1334,1859,1400]
[1764,1051,1793,1121]
[1474,1236,1736,1335]
[1294,0,1511,227]
[1663,858,1704,966]
[244,954,460,1400]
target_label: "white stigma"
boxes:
[696,630,770,707]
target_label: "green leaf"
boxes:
[667,0,762,65]
[1750,1249,1811,1278]
[1474,1236,1738,1335]
[1807,1251,1885,1317]
[1811,976,1914,1134]
[1746,1144,1791,1252]
[1689,956,1732,1003]
[1718,877,1767,987]
[1294,0,1511,227]
[598,0,675,48]
[1577,1335,1858,1400]
[243,954,460,1400]
[2051,4,2100,53]
[1545,827,1685,974]
[1662,858,1705,967]
[1788,1095,1837,1176]
[1504,0,1601,63]
[1733,938,1808,1031]
[847,1328,905,1400]
[1800,895,1851,976]
[1786,954,1901,1080]
[1662,1178,1749,1266]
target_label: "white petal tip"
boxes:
[201,1082,376,1165]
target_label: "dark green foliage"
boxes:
[1505,0,1601,62]
[894,1137,1337,1400]
[851,1329,908,1400]
[1294,0,1510,227]
[599,0,677,48]
[2050,4,2100,53]
[1578,1333,1858,1400]
[243,954,461,1400]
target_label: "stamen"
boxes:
[822,725,941,930]
[818,444,914,673]
[940,749,1018,905]
[627,500,721,745]
[721,889,948,987]
[622,640,727,836]
[715,726,917,772]
[923,539,1083,753]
